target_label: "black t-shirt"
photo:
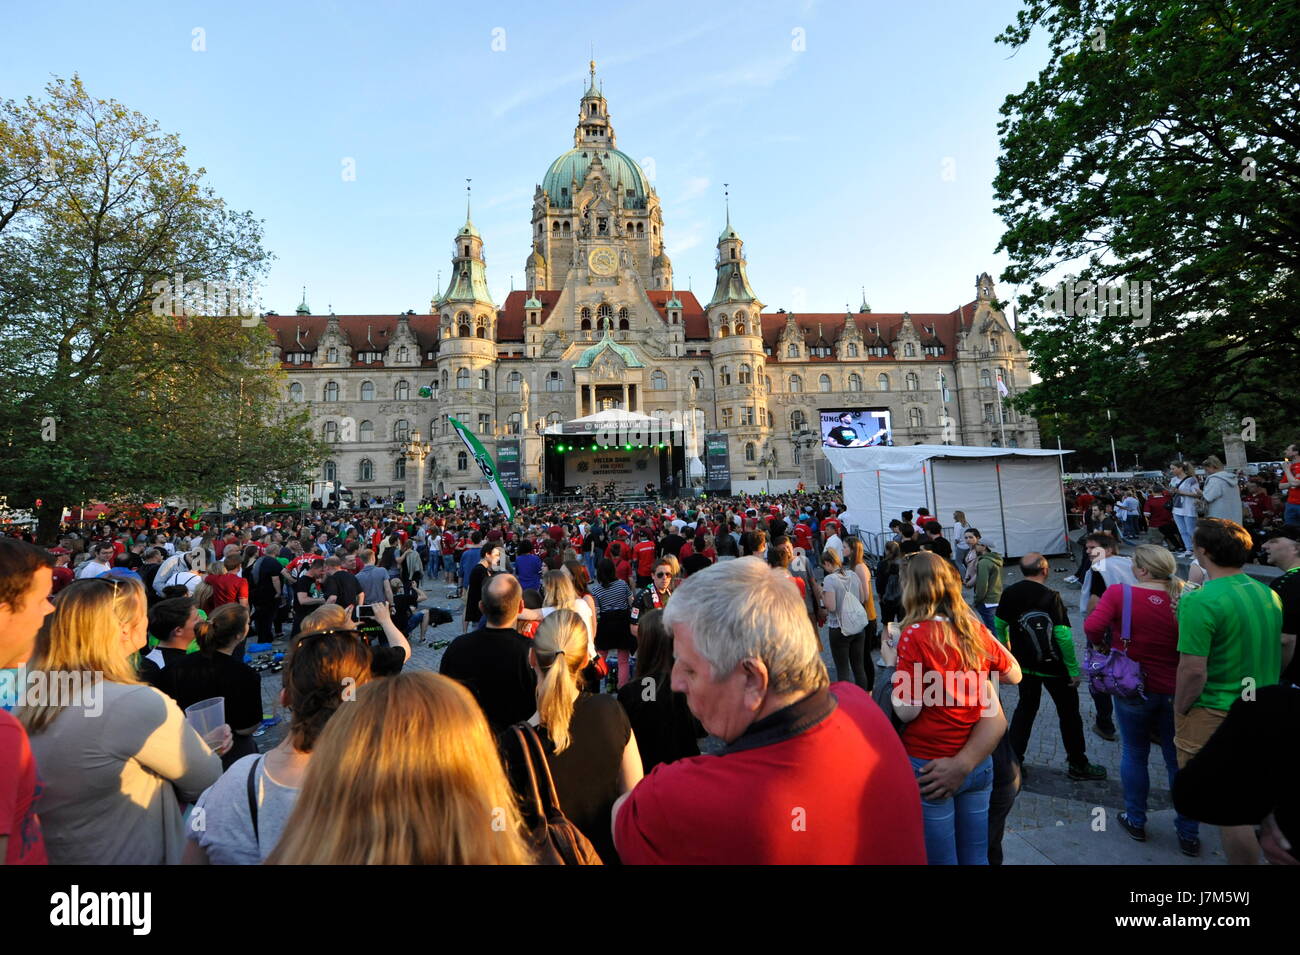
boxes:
[616,673,701,774]
[464,563,495,623]
[658,533,686,559]
[899,538,923,555]
[922,536,953,560]
[995,579,1071,677]
[682,552,712,577]
[501,693,631,864]
[827,425,858,446]
[251,555,282,601]
[439,626,536,732]
[292,576,322,628]
[154,651,263,732]
[1272,567,1300,686]
[323,569,363,608]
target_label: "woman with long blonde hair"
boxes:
[267,671,531,864]
[1084,543,1199,855]
[540,568,595,657]
[19,576,226,864]
[502,610,642,864]
[889,552,1021,865]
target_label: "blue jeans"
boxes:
[1113,692,1199,841]
[1285,502,1300,526]
[975,604,996,632]
[909,754,994,865]
[1173,512,1197,551]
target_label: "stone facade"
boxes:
[264,67,1039,499]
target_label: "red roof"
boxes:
[760,304,976,360]
[265,314,441,365]
[496,291,563,340]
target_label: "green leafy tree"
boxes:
[0,76,321,541]
[994,0,1299,466]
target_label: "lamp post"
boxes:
[400,429,433,507]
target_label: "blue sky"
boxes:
[3,0,1050,316]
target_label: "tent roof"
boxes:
[825,444,1069,474]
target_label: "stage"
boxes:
[541,410,688,499]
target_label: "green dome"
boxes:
[542,148,650,208]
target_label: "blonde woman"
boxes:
[267,671,531,864]
[19,577,227,864]
[891,552,1021,865]
[1083,544,1200,855]
[503,610,642,864]
[540,568,596,658]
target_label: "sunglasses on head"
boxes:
[292,627,371,652]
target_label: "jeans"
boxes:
[1114,693,1199,841]
[1286,502,1300,526]
[909,754,994,865]
[829,622,874,691]
[1009,673,1088,767]
[1173,512,1197,552]
[975,604,996,632]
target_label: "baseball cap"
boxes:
[49,547,69,555]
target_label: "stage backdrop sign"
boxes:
[705,433,731,492]
[496,440,521,494]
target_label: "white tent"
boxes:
[822,445,1071,557]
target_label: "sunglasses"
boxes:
[653,571,672,578]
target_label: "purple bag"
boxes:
[1081,584,1146,699]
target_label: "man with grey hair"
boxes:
[612,556,925,864]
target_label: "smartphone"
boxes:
[351,604,376,622]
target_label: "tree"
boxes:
[994,0,1299,465]
[0,76,321,541]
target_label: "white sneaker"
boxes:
[1063,575,1079,584]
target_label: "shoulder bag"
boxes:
[507,723,603,866]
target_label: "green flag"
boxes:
[450,417,515,522]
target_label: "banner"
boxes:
[496,439,521,494]
[450,417,514,521]
[705,433,731,492]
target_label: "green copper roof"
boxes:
[574,331,644,368]
[458,217,481,239]
[666,295,682,308]
[542,148,650,208]
[718,223,740,242]
[707,261,757,308]
[438,259,495,308]
[524,294,542,308]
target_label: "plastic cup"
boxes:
[184,697,225,738]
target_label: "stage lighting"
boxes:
[624,444,632,451]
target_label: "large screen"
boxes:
[820,408,893,448]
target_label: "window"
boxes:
[651,371,667,390]
[326,347,338,363]
[766,409,774,428]
[980,369,992,388]
[735,322,746,336]
[793,446,801,464]
[848,373,862,392]
[1009,436,1019,448]
[395,380,410,401]
[457,450,468,471]
[457,312,470,337]
[618,307,629,321]
[397,346,409,362]
[719,325,729,338]
[597,304,612,327]
[868,342,889,358]
[359,420,374,442]
[440,370,448,392]
[990,336,1002,352]
[581,307,591,323]
[847,343,859,358]
[619,316,630,331]
[741,406,755,426]
[764,376,772,393]
[324,381,339,402]
[508,412,522,434]
[323,460,337,483]
[721,407,734,428]
[787,344,798,358]
[476,316,488,339]
[323,421,339,442]
[440,414,449,436]
[429,377,439,396]
[288,382,303,401]
[545,371,562,392]
[581,316,592,332]
[457,367,469,389]
[507,371,522,393]
[394,419,410,442]
[478,413,491,434]
[791,410,806,432]
[877,373,890,391]
[819,374,832,393]
[789,375,803,393]
[478,369,490,390]
[690,371,704,392]
[395,456,406,480]
[769,447,778,465]
[908,408,923,428]
[984,402,995,424]
[739,363,753,384]
[547,412,562,427]
[360,381,375,401]
[904,343,915,357]
[905,372,919,391]
[720,365,732,386]
[359,458,373,482]
[745,442,756,462]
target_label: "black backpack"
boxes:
[1013,608,1061,670]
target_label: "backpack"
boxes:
[881,563,902,603]
[506,723,603,866]
[835,572,869,635]
[1013,608,1061,670]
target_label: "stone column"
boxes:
[403,430,432,505]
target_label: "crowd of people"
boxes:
[0,446,1296,865]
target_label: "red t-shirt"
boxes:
[615,558,633,585]
[205,572,249,609]
[633,540,656,576]
[794,523,813,550]
[1144,491,1173,527]
[0,710,48,865]
[679,541,694,560]
[441,532,457,555]
[893,618,1014,760]
[1287,462,1300,505]
[614,684,925,864]
[50,566,74,595]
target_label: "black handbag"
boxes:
[507,723,603,866]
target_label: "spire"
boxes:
[859,286,871,313]
[295,286,310,316]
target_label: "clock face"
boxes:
[588,247,617,276]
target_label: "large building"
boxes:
[265,65,1039,500]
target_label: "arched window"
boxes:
[819,374,832,392]
[908,408,923,428]
[581,317,592,332]
[324,381,339,402]
[359,420,374,442]
[508,412,522,434]
[547,411,563,427]
[980,368,992,388]
[651,371,668,390]
[456,367,469,389]
[597,304,612,327]
[690,370,704,392]
[394,419,410,441]
[507,371,522,393]
[323,421,339,442]
[618,307,628,322]
[735,322,746,336]
[478,369,490,390]
[395,380,410,401]
[619,316,630,331]
[563,221,571,234]
[288,382,303,402]
[359,458,373,482]
[764,376,772,393]
[877,373,890,391]
[905,372,919,391]
[397,346,409,362]
[720,365,732,386]
[719,325,729,338]
[323,460,337,483]
[360,381,375,401]
[787,344,798,358]
[326,347,338,363]
[581,307,591,323]
[457,450,468,471]
[789,375,803,393]
[739,363,753,384]
[791,410,806,432]
[395,456,406,480]
[1008,436,1019,448]
[457,312,470,337]
[545,371,562,392]
[745,442,756,463]
[849,373,862,392]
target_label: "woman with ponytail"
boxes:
[1084,544,1200,855]
[159,603,263,769]
[503,609,643,863]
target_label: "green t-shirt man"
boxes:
[1176,573,1282,712]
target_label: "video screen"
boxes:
[820,408,892,448]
